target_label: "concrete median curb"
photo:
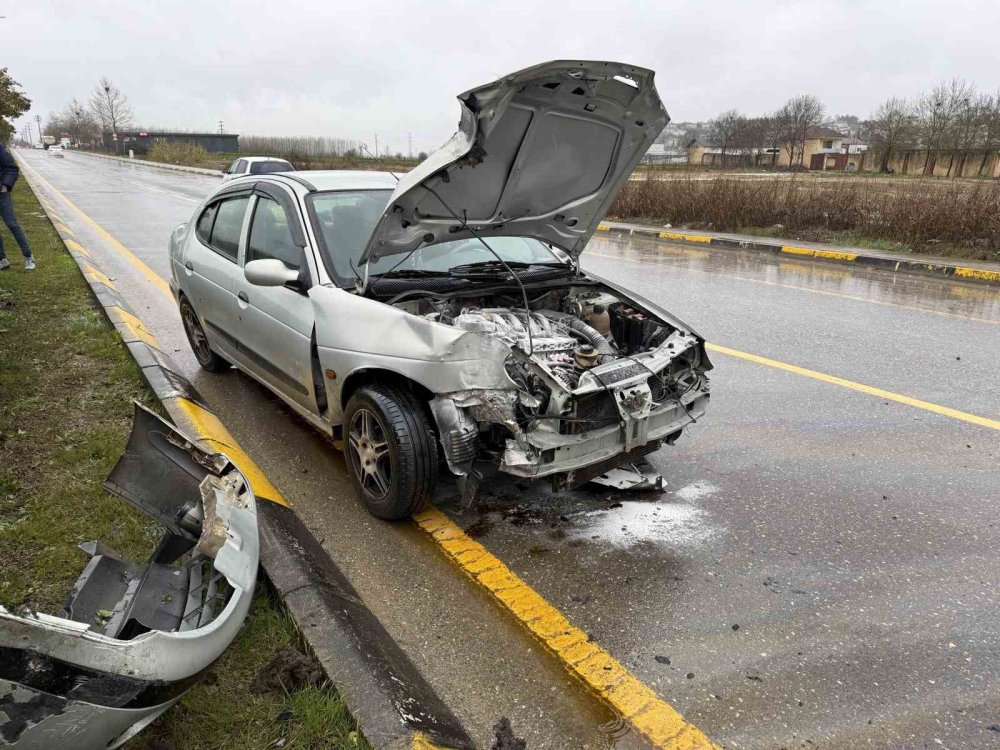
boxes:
[71,148,225,177]
[597,221,1000,287]
[19,162,474,750]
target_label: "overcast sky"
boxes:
[6,1,1000,153]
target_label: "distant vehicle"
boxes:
[32,143,44,150]
[221,156,294,182]
[48,145,65,158]
[41,135,56,147]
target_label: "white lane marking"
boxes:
[126,180,200,203]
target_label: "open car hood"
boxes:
[359,60,668,268]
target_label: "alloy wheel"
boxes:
[348,408,391,500]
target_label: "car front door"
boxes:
[233,186,319,414]
[183,192,252,360]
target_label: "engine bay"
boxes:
[392,284,694,396]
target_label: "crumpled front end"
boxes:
[0,404,258,750]
[410,281,711,492]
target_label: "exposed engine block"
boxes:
[452,309,577,363]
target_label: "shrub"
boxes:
[610,174,1000,260]
[146,140,208,165]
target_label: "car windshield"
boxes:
[250,160,293,174]
[307,190,567,285]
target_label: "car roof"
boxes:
[240,155,293,163]
[260,170,399,192]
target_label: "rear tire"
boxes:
[179,297,229,373]
[344,384,437,520]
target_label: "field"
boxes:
[611,171,1000,261]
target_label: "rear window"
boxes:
[249,160,293,175]
[195,203,219,245]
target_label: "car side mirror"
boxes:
[244,258,299,287]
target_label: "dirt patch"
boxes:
[251,646,325,694]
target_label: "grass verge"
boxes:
[0,182,368,750]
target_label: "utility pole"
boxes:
[34,114,42,143]
[218,120,224,134]
[408,132,413,159]
[374,133,378,158]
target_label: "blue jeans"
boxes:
[0,190,32,260]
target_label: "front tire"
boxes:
[344,384,438,520]
[179,297,229,373]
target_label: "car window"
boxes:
[249,160,293,175]
[233,159,247,174]
[209,196,250,261]
[247,196,301,270]
[195,202,219,245]
[307,190,392,283]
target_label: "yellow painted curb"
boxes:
[955,267,1000,283]
[167,397,290,507]
[659,231,712,244]
[413,506,718,749]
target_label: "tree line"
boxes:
[705,80,1000,176]
[705,94,825,168]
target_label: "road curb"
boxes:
[71,148,224,177]
[597,222,1000,287]
[18,163,474,750]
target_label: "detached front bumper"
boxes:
[0,404,258,750]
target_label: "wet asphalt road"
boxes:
[20,151,1000,749]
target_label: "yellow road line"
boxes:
[414,506,718,749]
[17,157,173,301]
[586,250,1000,326]
[706,343,1000,432]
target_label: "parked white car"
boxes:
[169,60,712,519]
[221,156,294,182]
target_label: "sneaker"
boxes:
[24,257,36,271]
[0,259,10,271]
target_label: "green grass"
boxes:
[1,183,367,750]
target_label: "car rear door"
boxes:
[182,191,252,359]
[233,184,319,414]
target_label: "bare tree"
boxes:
[779,95,825,167]
[916,79,972,175]
[760,111,789,167]
[89,77,134,136]
[707,109,745,167]
[947,90,980,176]
[976,91,1000,176]
[868,97,916,173]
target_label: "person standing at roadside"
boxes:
[0,142,35,271]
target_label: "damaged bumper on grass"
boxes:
[0,404,258,749]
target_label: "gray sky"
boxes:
[7,0,1000,153]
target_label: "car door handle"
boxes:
[237,291,249,303]
[184,261,193,270]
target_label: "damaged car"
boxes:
[0,404,258,749]
[169,59,712,519]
